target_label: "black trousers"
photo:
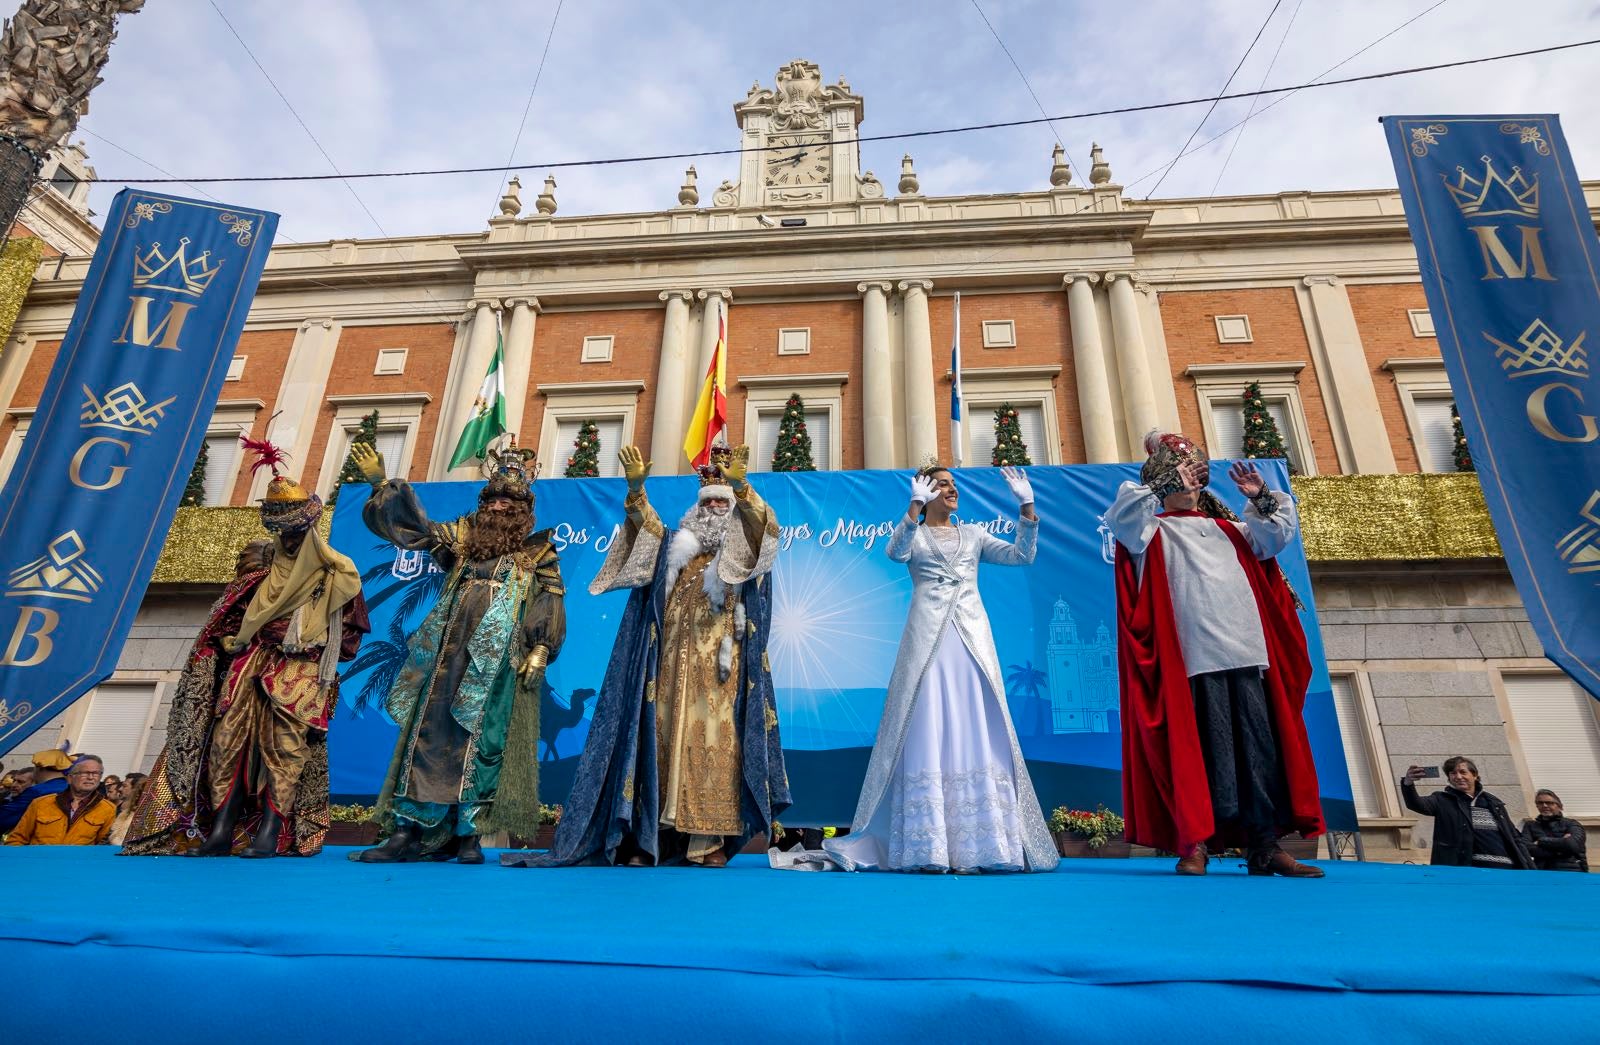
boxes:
[1191,666,1290,851]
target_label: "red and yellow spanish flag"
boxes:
[682,298,728,467]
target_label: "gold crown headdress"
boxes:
[695,444,733,488]
[240,434,322,532]
[482,441,538,504]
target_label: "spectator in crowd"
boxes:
[1,767,33,801]
[0,748,74,834]
[1521,789,1588,872]
[5,755,117,846]
[109,774,150,847]
[1402,757,1532,870]
[103,775,124,805]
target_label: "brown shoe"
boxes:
[698,850,729,868]
[1175,844,1208,876]
[1248,848,1324,878]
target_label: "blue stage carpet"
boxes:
[2,848,1596,1042]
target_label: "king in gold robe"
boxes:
[510,444,788,868]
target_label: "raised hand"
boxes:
[1177,458,1207,493]
[1000,466,1034,507]
[619,445,651,492]
[720,445,751,491]
[1228,461,1265,497]
[910,473,939,506]
[349,441,386,485]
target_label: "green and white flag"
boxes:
[448,315,508,469]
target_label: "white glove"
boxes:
[910,473,939,505]
[1000,466,1034,506]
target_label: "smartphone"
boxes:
[1416,766,1441,779]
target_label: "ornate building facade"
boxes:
[3,61,1597,859]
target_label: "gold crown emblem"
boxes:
[1441,156,1540,219]
[132,237,221,297]
[6,531,102,604]
[1557,491,1600,575]
[696,443,734,487]
[1484,318,1587,381]
[80,382,177,436]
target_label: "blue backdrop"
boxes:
[0,190,277,754]
[1384,114,1600,702]
[327,461,1357,829]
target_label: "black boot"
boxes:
[456,835,483,865]
[349,822,423,863]
[239,806,283,859]
[195,783,245,857]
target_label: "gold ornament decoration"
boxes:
[1291,473,1500,561]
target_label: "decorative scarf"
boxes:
[225,527,362,682]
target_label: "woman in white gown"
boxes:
[822,465,1059,873]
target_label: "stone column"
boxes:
[1105,272,1160,451]
[1301,275,1397,473]
[1063,273,1118,463]
[858,281,895,470]
[443,298,502,479]
[502,297,540,443]
[651,289,695,474]
[690,288,733,433]
[898,279,938,465]
[251,318,340,499]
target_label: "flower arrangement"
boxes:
[1049,805,1126,849]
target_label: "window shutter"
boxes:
[72,683,157,778]
[373,429,406,476]
[1503,674,1600,816]
[593,418,624,477]
[1016,404,1046,464]
[806,407,831,471]
[754,410,783,471]
[202,434,242,506]
[1329,676,1383,818]
[1412,396,1457,473]
[1210,399,1246,459]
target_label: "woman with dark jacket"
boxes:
[1401,756,1533,869]
[1521,789,1588,872]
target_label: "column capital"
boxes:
[1062,272,1101,289]
[1102,270,1137,286]
[896,279,933,294]
[299,318,335,332]
[857,280,893,295]
[696,287,733,302]
[659,289,695,305]
[466,297,503,312]
[503,296,542,312]
[1302,274,1342,288]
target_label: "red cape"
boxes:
[1115,512,1324,854]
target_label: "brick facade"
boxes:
[522,306,665,461]
[726,299,863,468]
[1347,283,1439,473]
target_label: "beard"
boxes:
[677,502,731,553]
[463,503,534,561]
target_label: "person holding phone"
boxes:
[1401,756,1532,869]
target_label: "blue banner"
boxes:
[0,191,277,752]
[328,462,1357,829]
[1384,115,1600,702]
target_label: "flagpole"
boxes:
[950,292,964,467]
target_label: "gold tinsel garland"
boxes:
[1291,473,1501,561]
[149,474,1504,584]
[0,236,42,360]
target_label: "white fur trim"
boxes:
[734,601,746,636]
[664,527,703,597]
[697,484,735,503]
[718,634,733,682]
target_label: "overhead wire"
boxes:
[487,0,565,212]
[83,34,1596,187]
[1203,0,1304,202]
[968,0,1090,193]
[1142,0,1284,199]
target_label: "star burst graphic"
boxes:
[768,543,907,749]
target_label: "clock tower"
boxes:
[726,60,870,208]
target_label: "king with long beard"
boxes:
[508,443,788,868]
[348,442,566,864]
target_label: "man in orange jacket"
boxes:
[5,755,117,846]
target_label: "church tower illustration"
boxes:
[1046,598,1118,733]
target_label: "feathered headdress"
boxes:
[240,433,323,532]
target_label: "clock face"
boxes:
[764,133,831,188]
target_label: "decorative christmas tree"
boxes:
[180,440,208,507]
[770,393,817,472]
[328,410,380,507]
[1450,403,1475,472]
[990,403,1033,466]
[1240,381,1294,471]
[564,418,601,477]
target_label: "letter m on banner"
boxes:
[0,192,277,754]
[1383,115,1600,703]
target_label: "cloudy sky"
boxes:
[70,0,1600,245]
